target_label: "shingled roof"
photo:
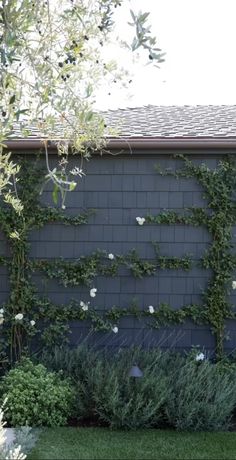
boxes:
[6,105,236,150]
[102,105,236,138]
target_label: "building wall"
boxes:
[3,150,236,352]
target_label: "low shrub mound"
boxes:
[165,358,236,431]
[0,358,75,427]
[41,346,236,431]
[3,348,236,431]
[89,358,169,429]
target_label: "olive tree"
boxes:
[0,0,164,207]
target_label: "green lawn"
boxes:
[28,427,236,460]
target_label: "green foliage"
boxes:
[42,346,174,429]
[41,345,106,425]
[0,157,195,362]
[0,358,74,427]
[91,360,168,429]
[147,155,236,359]
[146,208,209,226]
[128,10,165,64]
[40,346,236,431]
[1,154,236,362]
[165,358,236,431]
[32,253,105,287]
[150,302,206,328]
[127,247,191,278]
[0,0,164,207]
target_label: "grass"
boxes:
[28,427,236,460]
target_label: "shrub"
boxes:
[40,345,102,423]
[42,346,176,428]
[40,344,100,384]
[0,358,75,427]
[165,358,236,431]
[90,357,169,429]
[40,346,236,431]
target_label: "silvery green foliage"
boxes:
[165,359,236,431]
[0,407,26,460]
[13,427,39,455]
[45,346,172,429]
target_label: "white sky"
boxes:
[95,0,236,109]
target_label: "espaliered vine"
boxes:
[1,154,236,363]
[146,155,236,359]
[0,158,94,363]
[0,157,191,364]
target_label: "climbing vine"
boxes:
[0,153,236,363]
[145,155,236,359]
[0,156,191,364]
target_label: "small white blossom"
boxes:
[62,204,66,210]
[148,305,154,314]
[136,217,145,226]
[90,288,97,298]
[232,281,236,290]
[15,313,23,321]
[70,167,85,177]
[80,301,89,311]
[0,308,4,314]
[30,320,36,326]
[59,157,68,167]
[0,317,4,325]
[108,253,115,260]
[9,230,21,240]
[195,352,205,362]
[112,326,118,334]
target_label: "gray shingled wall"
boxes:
[5,151,236,353]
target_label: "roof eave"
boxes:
[107,137,236,150]
[5,136,236,151]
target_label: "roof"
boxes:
[6,105,236,151]
[102,105,236,138]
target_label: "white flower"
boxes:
[80,301,89,311]
[90,288,97,298]
[62,204,66,210]
[232,281,236,290]
[70,167,85,177]
[0,308,4,314]
[9,230,20,240]
[15,313,23,321]
[30,320,36,326]
[0,317,4,325]
[148,305,154,314]
[195,352,205,362]
[136,217,145,226]
[112,326,118,334]
[108,253,115,260]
